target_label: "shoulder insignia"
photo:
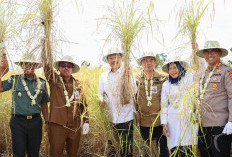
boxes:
[216,69,222,73]
[229,72,232,80]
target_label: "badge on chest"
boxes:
[74,88,80,100]
[152,85,158,94]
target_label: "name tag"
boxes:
[152,85,158,94]
[74,89,79,100]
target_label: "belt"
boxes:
[12,114,40,119]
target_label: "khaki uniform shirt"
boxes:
[44,65,87,129]
[136,71,167,127]
[200,62,232,127]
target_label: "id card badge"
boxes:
[152,85,158,94]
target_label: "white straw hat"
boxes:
[137,51,156,63]
[54,55,80,73]
[162,57,189,73]
[15,53,41,69]
[102,48,123,63]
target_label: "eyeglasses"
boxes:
[60,63,74,68]
[203,49,220,55]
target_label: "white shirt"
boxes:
[161,73,198,149]
[98,67,137,124]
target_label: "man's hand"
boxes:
[82,123,89,135]
[192,42,199,51]
[136,111,140,126]
[162,124,169,137]
[44,124,48,136]
[223,122,232,135]
[99,100,106,108]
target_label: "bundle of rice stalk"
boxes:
[103,0,154,105]
[176,0,214,70]
[39,0,54,66]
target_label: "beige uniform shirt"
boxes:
[136,71,167,127]
[200,62,232,127]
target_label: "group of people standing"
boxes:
[0,40,232,157]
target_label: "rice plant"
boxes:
[175,0,214,70]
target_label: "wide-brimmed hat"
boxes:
[15,53,41,69]
[54,55,80,73]
[102,48,123,63]
[196,40,228,58]
[137,51,156,63]
[162,58,189,74]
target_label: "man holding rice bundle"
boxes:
[42,53,89,157]
[136,52,169,157]
[98,48,137,157]
[0,50,49,157]
[196,40,232,157]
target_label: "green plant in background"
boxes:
[155,53,167,69]
[176,0,214,70]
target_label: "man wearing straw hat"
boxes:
[196,40,232,157]
[0,52,49,157]
[136,52,169,157]
[98,48,137,157]
[43,55,89,157]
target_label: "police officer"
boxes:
[196,41,232,157]
[136,52,169,157]
[0,52,49,157]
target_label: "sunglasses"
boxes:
[203,49,220,55]
[60,63,74,68]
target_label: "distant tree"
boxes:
[155,53,167,68]
[81,61,90,67]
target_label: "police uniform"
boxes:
[136,71,169,157]
[198,62,232,157]
[44,65,88,157]
[1,74,49,157]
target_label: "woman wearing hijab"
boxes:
[160,60,198,157]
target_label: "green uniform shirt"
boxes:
[2,74,50,115]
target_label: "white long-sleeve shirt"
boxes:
[161,73,197,149]
[98,67,137,124]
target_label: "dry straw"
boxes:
[102,0,154,105]
[176,0,214,70]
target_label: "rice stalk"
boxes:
[102,0,154,105]
[175,0,214,70]
[39,0,54,66]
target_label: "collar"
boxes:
[108,66,122,74]
[21,74,37,81]
[207,62,222,71]
[141,70,159,78]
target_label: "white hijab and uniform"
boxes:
[160,60,198,149]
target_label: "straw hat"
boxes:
[54,55,80,73]
[137,51,156,63]
[102,48,123,63]
[196,40,228,58]
[15,53,41,69]
[162,58,189,74]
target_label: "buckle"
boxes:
[27,115,32,119]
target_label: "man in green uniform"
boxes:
[0,52,49,157]
[136,52,169,157]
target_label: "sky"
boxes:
[4,0,232,69]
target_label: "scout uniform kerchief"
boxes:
[196,40,228,58]
[54,55,80,73]
[102,48,123,63]
[137,51,156,64]
[14,53,41,68]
